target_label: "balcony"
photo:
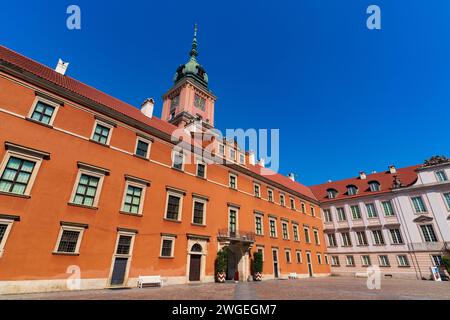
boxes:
[217,228,255,244]
[408,242,446,252]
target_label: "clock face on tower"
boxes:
[194,94,206,111]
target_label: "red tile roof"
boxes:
[0,45,317,201]
[310,165,420,203]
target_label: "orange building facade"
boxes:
[0,32,329,294]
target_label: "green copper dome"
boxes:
[173,24,209,88]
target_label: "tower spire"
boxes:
[189,23,198,59]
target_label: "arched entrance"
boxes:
[189,244,203,281]
[224,245,245,281]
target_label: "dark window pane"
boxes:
[193,201,204,224]
[166,195,180,220]
[31,101,55,124]
[116,235,132,255]
[0,157,36,194]
[73,174,99,206]
[57,230,80,253]
[136,140,149,157]
[161,239,173,257]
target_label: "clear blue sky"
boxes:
[1,1,449,185]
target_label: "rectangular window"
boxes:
[116,235,132,255]
[160,237,174,257]
[0,156,36,195]
[72,173,100,207]
[317,253,322,264]
[382,200,395,216]
[92,122,112,145]
[290,197,296,210]
[346,255,355,267]
[230,149,236,161]
[282,222,289,240]
[172,151,184,170]
[296,251,302,263]
[192,200,206,225]
[301,203,306,214]
[356,231,368,246]
[310,206,316,217]
[0,220,14,257]
[135,139,150,159]
[389,229,404,244]
[331,256,340,267]
[30,101,56,125]
[304,226,311,243]
[254,184,261,198]
[229,209,237,234]
[379,255,390,267]
[56,229,82,254]
[365,203,378,218]
[421,224,438,242]
[285,250,292,263]
[267,189,274,202]
[341,232,352,247]
[436,170,448,182]
[229,173,237,189]
[239,153,245,165]
[293,225,299,241]
[397,255,410,267]
[313,229,320,245]
[444,193,450,210]
[196,162,206,178]
[361,255,371,267]
[122,184,143,215]
[327,233,337,247]
[372,230,385,245]
[337,207,347,221]
[269,219,277,238]
[323,209,333,222]
[411,196,427,213]
[218,144,225,156]
[279,194,285,206]
[432,255,443,266]
[255,215,263,235]
[350,205,361,219]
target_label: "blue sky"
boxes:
[1,1,449,185]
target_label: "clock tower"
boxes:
[161,24,217,130]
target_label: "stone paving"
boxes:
[1,277,450,300]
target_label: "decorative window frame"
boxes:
[53,222,87,255]
[418,223,439,243]
[107,229,137,286]
[310,206,316,217]
[229,172,238,189]
[279,193,286,207]
[164,187,186,222]
[435,170,448,182]
[134,135,152,159]
[26,95,62,127]
[120,175,150,216]
[442,192,450,211]
[313,228,320,245]
[160,234,176,258]
[378,255,390,267]
[409,195,428,214]
[281,221,290,240]
[268,217,278,238]
[239,153,245,165]
[304,226,311,243]
[267,188,274,203]
[228,205,240,232]
[397,255,410,267]
[296,250,303,264]
[0,217,16,258]
[289,197,296,210]
[195,158,207,179]
[301,202,306,214]
[285,249,292,264]
[69,162,109,208]
[0,142,50,197]
[253,182,261,198]
[171,149,185,171]
[361,255,371,267]
[191,195,208,226]
[292,223,300,242]
[254,212,264,236]
[218,143,225,156]
[90,119,114,146]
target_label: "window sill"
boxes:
[89,139,110,148]
[373,244,386,246]
[229,187,238,191]
[379,265,391,268]
[398,265,411,268]
[196,175,207,180]
[270,236,278,239]
[0,191,31,199]
[159,256,174,259]
[67,203,98,210]
[256,234,264,237]
[163,218,182,223]
[52,252,80,256]
[132,154,150,161]
[356,244,369,247]
[25,117,54,129]
[119,211,143,217]
[171,167,184,173]
[191,223,206,227]
[390,243,405,246]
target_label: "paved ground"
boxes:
[1,277,450,300]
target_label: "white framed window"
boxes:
[229,173,238,189]
[293,224,299,241]
[279,194,286,207]
[196,160,207,179]
[372,229,385,245]
[54,224,86,254]
[0,219,14,258]
[285,249,292,263]
[228,206,239,235]
[229,148,236,161]
[296,250,302,263]
[239,153,245,165]
[361,255,371,267]
[289,197,296,210]
[27,96,61,126]
[346,255,355,267]
[389,228,404,244]
[365,203,378,218]
[69,163,108,208]
[134,136,151,159]
[331,256,340,266]
[356,231,368,246]
[325,255,329,265]
[323,209,333,222]
[341,232,352,247]
[431,255,443,266]
[254,183,261,198]
[436,170,448,182]
[269,218,277,238]
[336,207,347,221]
[120,176,149,215]
[301,202,306,214]
[91,120,113,145]
[255,214,264,236]
[313,229,320,245]
[172,150,185,171]
[160,235,175,258]
[444,193,450,210]
[218,143,225,156]
[165,188,185,221]
[397,255,410,267]
[281,221,289,240]
[411,196,427,214]
[192,197,207,225]
[379,255,390,267]
[310,206,316,217]
[327,233,337,247]
[420,224,438,242]
[267,189,274,202]
[369,181,380,192]
[350,205,361,220]
[317,253,322,264]
[304,226,311,243]
[382,200,395,216]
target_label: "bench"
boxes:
[138,275,163,288]
[288,273,298,279]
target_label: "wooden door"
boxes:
[189,254,201,281]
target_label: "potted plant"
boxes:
[253,251,263,281]
[215,249,227,283]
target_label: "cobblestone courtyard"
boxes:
[2,277,450,300]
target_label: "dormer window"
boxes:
[369,181,380,192]
[347,185,358,196]
[229,149,236,161]
[327,188,338,199]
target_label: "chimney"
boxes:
[141,98,155,118]
[288,173,295,182]
[359,171,367,180]
[389,165,396,174]
[258,158,265,168]
[248,151,256,166]
[55,59,69,75]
